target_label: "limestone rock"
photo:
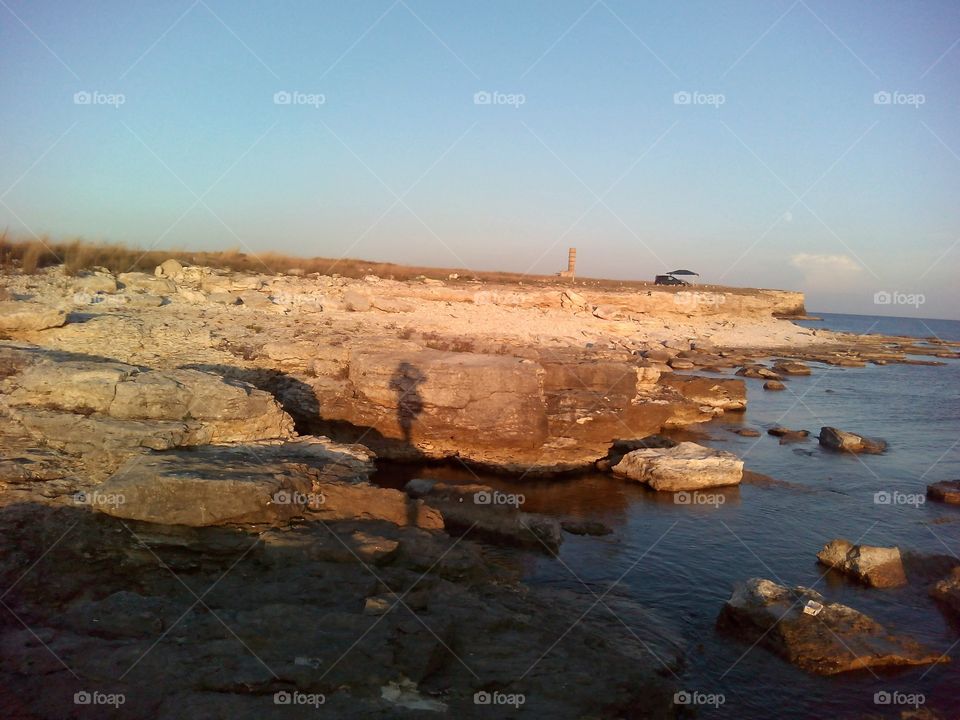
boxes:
[930,567,960,618]
[819,426,887,454]
[773,360,811,375]
[927,481,960,505]
[3,360,296,450]
[612,442,743,491]
[155,259,183,278]
[816,539,907,588]
[92,438,374,526]
[371,297,414,313]
[207,292,240,305]
[73,272,117,294]
[658,375,746,411]
[560,290,587,310]
[310,482,443,530]
[343,289,371,312]
[0,302,67,332]
[404,480,561,552]
[717,578,948,674]
[763,380,785,391]
[117,272,176,294]
[176,288,207,304]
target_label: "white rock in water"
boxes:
[612,441,743,491]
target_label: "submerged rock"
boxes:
[927,480,960,505]
[772,360,812,375]
[816,538,907,588]
[612,441,743,491]
[763,380,785,391]
[930,567,960,619]
[560,519,613,536]
[768,426,809,443]
[819,426,887,454]
[404,479,562,552]
[717,578,948,674]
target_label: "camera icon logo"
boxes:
[473,91,492,105]
[873,91,892,105]
[873,290,892,305]
[73,91,92,105]
[74,691,92,705]
[674,491,691,505]
[673,690,692,705]
[272,490,292,504]
[873,690,892,705]
[273,91,292,105]
[473,691,491,704]
[474,490,491,505]
[673,91,691,105]
[274,690,292,705]
[874,491,892,505]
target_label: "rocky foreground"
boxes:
[1,263,958,718]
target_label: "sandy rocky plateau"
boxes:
[0,262,959,719]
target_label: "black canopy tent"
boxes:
[667,269,699,277]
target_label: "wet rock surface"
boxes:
[816,539,908,588]
[0,503,677,719]
[717,578,948,675]
[818,426,887,454]
[927,480,960,505]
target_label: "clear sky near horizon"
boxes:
[1,1,958,318]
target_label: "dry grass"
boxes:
[0,234,759,294]
[0,234,574,284]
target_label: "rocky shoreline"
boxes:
[1,263,958,718]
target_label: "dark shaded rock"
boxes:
[403,480,561,552]
[927,481,960,505]
[561,519,613,536]
[930,567,960,619]
[768,426,809,443]
[605,434,677,466]
[819,426,887,454]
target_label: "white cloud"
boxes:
[790,253,862,287]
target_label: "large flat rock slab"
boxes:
[717,578,948,675]
[0,301,67,332]
[92,439,374,526]
[612,441,743,491]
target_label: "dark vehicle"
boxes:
[654,274,689,286]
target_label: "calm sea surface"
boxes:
[376,313,960,718]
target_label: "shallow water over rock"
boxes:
[374,347,960,718]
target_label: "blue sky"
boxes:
[1,0,958,318]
